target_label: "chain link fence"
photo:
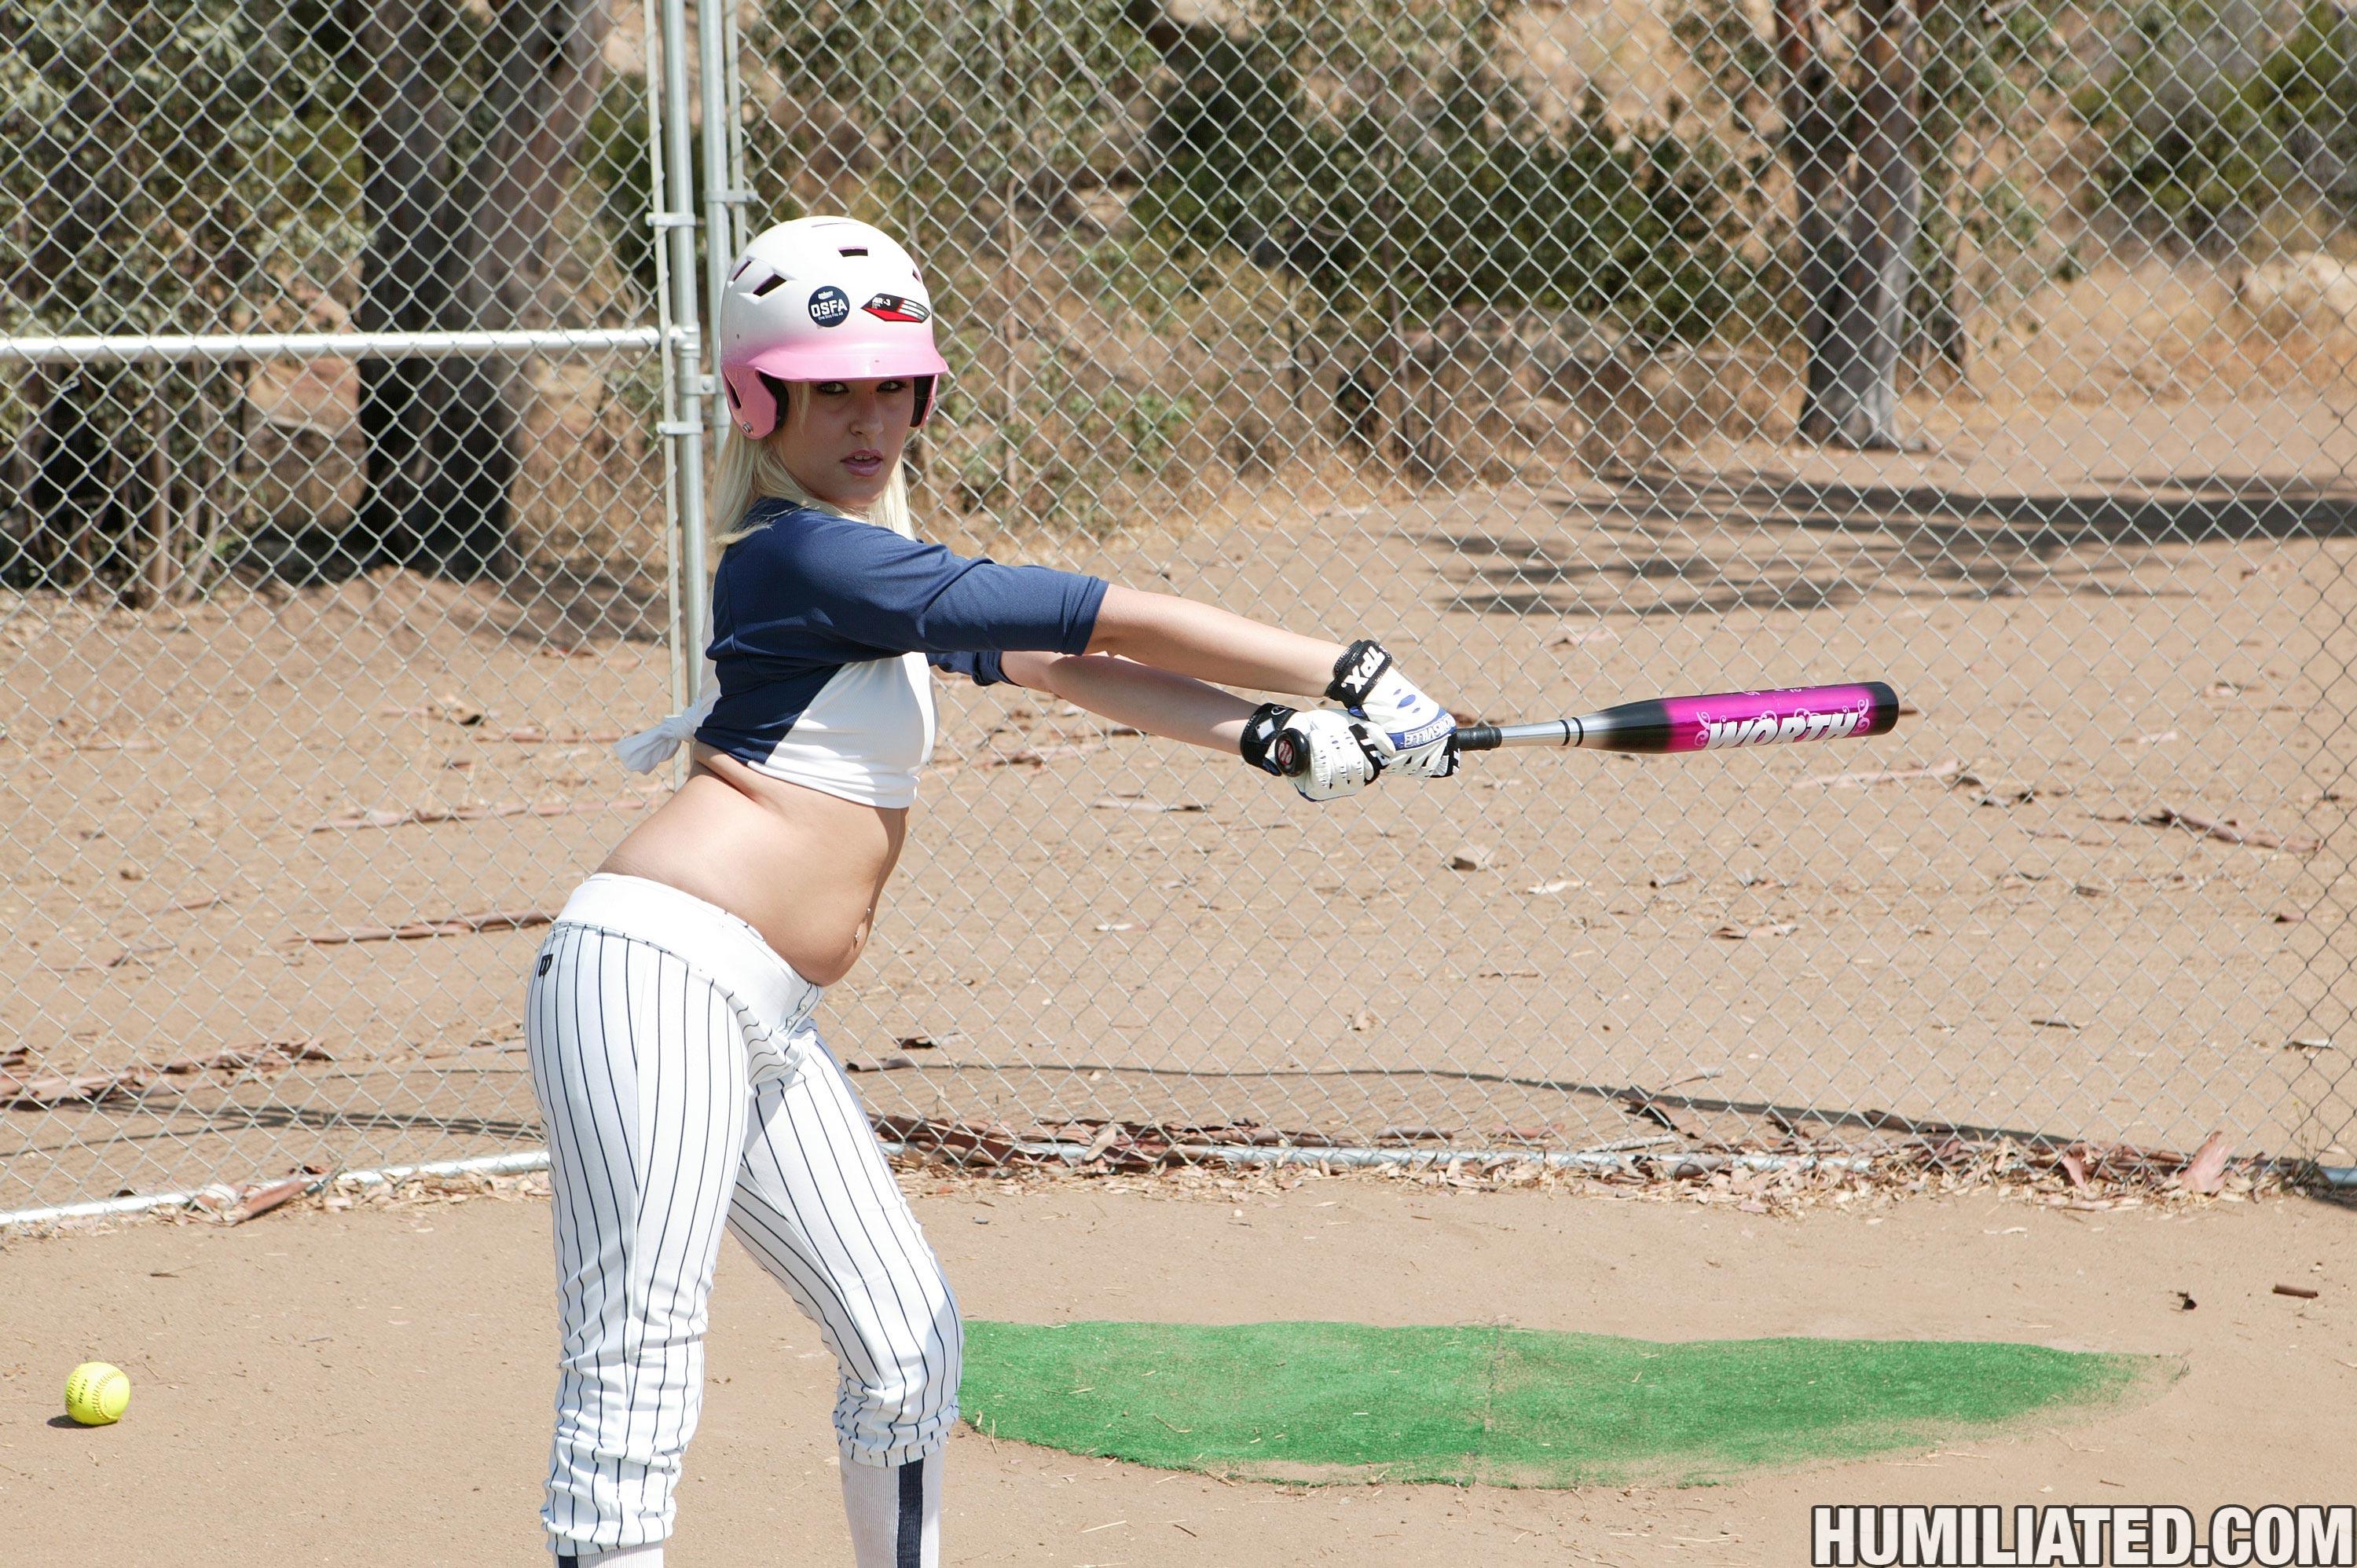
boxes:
[0,0,691,1213]
[5,0,2353,1215]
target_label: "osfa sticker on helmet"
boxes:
[807,284,850,328]
[862,293,930,324]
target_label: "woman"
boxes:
[527,214,1460,1566]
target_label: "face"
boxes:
[767,377,915,512]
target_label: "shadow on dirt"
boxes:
[1436,471,2357,617]
[211,529,671,649]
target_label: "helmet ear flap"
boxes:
[756,372,794,435]
[911,375,937,429]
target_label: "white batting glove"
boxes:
[1326,639,1460,778]
[1239,703,1385,802]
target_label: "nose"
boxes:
[848,386,882,436]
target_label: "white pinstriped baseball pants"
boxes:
[526,874,960,1560]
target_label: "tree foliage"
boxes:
[1133,5,1760,341]
[2080,0,2357,240]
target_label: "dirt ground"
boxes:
[2,384,2354,1211]
[0,1175,2349,1566]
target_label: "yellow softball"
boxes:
[64,1362,130,1426]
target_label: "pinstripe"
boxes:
[803,1050,957,1433]
[638,958,701,1469]
[730,1040,960,1455]
[614,938,646,1509]
[793,1060,946,1443]
[812,1042,959,1423]
[724,1188,891,1387]
[621,948,665,1482]
[536,924,596,1540]
[588,931,632,1521]
[530,900,958,1559]
[802,1070,933,1372]
[629,951,682,1482]
[749,1092,902,1386]
[775,1086,899,1338]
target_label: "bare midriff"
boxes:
[594,742,905,987]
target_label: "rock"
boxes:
[2238,251,2357,335]
[1448,846,1494,872]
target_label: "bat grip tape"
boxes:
[1453,724,1504,753]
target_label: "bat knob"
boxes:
[1270,732,1306,778]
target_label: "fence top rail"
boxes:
[0,327,674,365]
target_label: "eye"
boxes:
[813,380,849,395]
[878,379,907,394]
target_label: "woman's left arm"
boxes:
[1081,584,1345,698]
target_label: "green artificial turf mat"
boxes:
[960,1321,2165,1487]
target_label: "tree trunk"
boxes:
[1781,0,1923,449]
[350,0,609,581]
[14,16,131,587]
[351,0,467,573]
[1909,0,1980,380]
[1777,0,1846,440]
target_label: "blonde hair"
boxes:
[709,419,915,547]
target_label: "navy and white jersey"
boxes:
[695,500,1106,808]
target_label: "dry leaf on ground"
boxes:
[2181,1130,2233,1195]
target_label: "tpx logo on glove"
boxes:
[1329,639,1395,705]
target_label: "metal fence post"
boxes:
[657,0,711,676]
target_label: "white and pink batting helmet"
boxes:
[717,215,951,438]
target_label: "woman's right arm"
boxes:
[1081,585,1349,698]
[994,649,1384,802]
[1080,584,1463,779]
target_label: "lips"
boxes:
[843,449,884,478]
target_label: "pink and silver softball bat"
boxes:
[1452,680,1901,757]
[1283,681,1900,772]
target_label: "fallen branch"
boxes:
[981,742,1100,768]
[2,1039,335,1108]
[870,1113,1021,1166]
[1,1068,152,1108]
[37,940,175,974]
[309,797,654,833]
[375,700,618,745]
[33,734,165,759]
[156,1039,332,1075]
[156,892,231,915]
[2133,806,2320,855]
[1791,757,1962,790]
[290,908,555,945]
[486,727,625,745]
[1711,921,1798,940]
